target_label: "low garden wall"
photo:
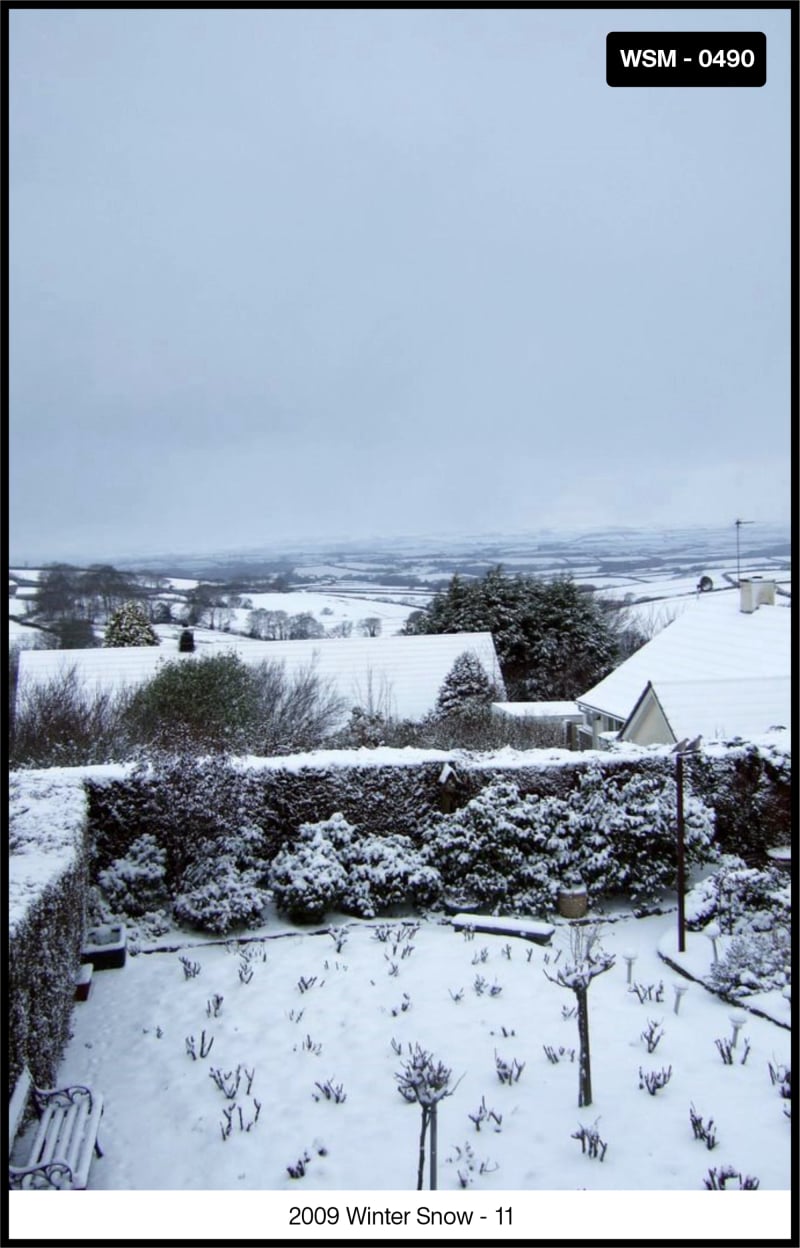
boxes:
[8,773,90,1097]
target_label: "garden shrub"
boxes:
[685,856,791,935]
[422,770,717,914]
[708,928,791,999]
[568,766,717,903]
[269,821,349,922]
[173,858,268,935]
[421,783,571,913]
[268,813,442,921]
[96,834,168,917]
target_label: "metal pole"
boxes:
[676,753,686,953]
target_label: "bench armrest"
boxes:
[32,1083,94,1114]
[9,1159,75,1190]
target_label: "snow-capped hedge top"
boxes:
[9,772,88,937]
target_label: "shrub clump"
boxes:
[269,813,441,922]
[708,927,791,999]
[685,856,791,934]
[422,771,717,914]
[96,834,168,917]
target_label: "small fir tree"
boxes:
[104,602,160,648]
[435,651,497,719]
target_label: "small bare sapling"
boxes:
[395,1043,462,1191]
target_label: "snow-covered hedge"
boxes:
[8,773,89,1096]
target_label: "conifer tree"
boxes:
[104,601,160,648]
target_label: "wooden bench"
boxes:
[451,912,555,945]
[8,1066,104,1190]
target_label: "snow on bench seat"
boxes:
[8,1066,104,1190]
[450,913,554,944]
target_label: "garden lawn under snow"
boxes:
[43,908,790,1192]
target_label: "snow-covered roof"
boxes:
[578,593,791,723]
[492,700,581,720]
[15,632,504,723]
[622,676,791,745]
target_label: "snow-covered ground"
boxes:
[227,591,417,636]
[11,901,790,1239]
[29,906,792,1187]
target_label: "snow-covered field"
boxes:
[228,591,418,636]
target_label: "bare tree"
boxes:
[543,927,615,1107]
[358,617,383,637]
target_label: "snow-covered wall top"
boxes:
[8,772,88,937]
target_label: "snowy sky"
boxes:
[8,7,792,563]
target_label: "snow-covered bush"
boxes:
[269,824,349,922]
[97,834,168,917]
[340,834,441,918]
[569,766,717,903]
[269,813,441,921]
[685,857,791,935]
[708,928,791,999]
[174,858,267,934]
[421,783,570,912]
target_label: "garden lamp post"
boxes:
[672,736,702,953]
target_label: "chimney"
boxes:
[739,577,776,613]
[178,628,195,652]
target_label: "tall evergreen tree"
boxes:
[403,567,618,700]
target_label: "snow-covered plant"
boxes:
[269,825,348,922]
[639,1065,672,1095]
[703,1166,759,1190]
[395,1043,462,1191]
[186,1030,214,1060]
[685,857,791,934]
[641,1019,665,1054]
[569,766,716,903]
[174,857,267,935]
[468,1095,502,1132]
[495,1053,524,1084]
[714,1036,750,1066]
[571,1119,607,1161]
[447,1139,499,1187]
[179,956,201,979]
[287,1150,311,1179]
[543,927,615,1107]
[269,814,440,921]
[543,1045,576,1064]
[96,834,168,917]
[104,601,160,647]
[629,981,664,1004]
[434,651,498,720]
[708,927,791,999]
[219,1097,261,1140]
[312,1078,346,1104]
[689,1105,718,1150]
[422,782,567,912]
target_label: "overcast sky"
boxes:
[8,7,792,563]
